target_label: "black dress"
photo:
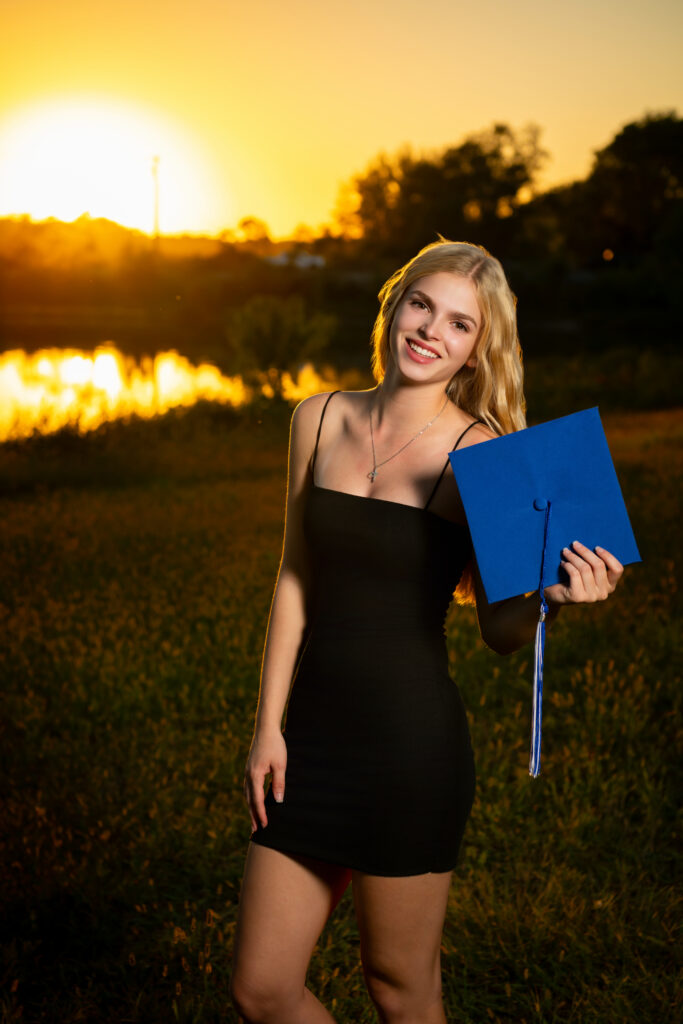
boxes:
[251,393,478,876]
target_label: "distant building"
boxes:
[267,250,325,269]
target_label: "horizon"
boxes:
[1,108,678,245]
[2,0,682,236]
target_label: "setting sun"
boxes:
[0,96,229,234]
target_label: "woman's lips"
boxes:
[406,338,439,363]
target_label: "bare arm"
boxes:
[474,541,625,656]
[243,393,329,831]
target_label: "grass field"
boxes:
[0,401,681,1023]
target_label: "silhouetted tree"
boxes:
[335,124,546,260]
[236,217,272,256]
[524,112,683,269]
[223,295,336,387]
[335,154,402,249]
[588,112,683,261]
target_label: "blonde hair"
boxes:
[371,240,527,604]
[371,239,526,436]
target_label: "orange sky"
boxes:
[2,0,682,237]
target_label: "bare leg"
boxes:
[231,844,351,1023]
[352,869,452,1024]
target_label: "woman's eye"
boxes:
[410,298,427,310]
[452,321,468,332]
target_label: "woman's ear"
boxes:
[465,354,478,369]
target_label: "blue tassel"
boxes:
[530,500,552,777]
[530,611,545,777]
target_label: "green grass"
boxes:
[0,402,680,1023]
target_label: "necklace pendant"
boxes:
[367,469,377,482]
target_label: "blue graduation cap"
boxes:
[449,407,640,777]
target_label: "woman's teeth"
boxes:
[408,340,438,359]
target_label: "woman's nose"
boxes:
[418,318,440,340]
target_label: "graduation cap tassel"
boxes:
[530,500,552,778]
[530,613,545,776]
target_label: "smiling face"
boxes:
[388,272,481,385]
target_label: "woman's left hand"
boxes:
[544,540,624,607]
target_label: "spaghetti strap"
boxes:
[451,418,485,453]
[424,419,483,510]
[310,391,340,474]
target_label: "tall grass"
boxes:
[0,402,680,1023]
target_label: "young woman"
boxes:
[230,240,623,1024]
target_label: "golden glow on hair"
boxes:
[371,240,527,604]
[371,240,526,436]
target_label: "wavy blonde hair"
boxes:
[371,240,527,603]
[371,239,526,436]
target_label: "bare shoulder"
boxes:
[295,389,340,417]
[292,388,368,432]
[291,389,342,434]
[289,390,351,462]
[456,421,498,450]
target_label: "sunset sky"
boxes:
[2,0,682,237]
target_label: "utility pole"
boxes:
[151,155,160,242]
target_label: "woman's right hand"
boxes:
[243,728,288,832]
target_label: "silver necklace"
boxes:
[367,394,449,482]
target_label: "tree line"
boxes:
[0,111,680,370]
[333,112,682,271]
